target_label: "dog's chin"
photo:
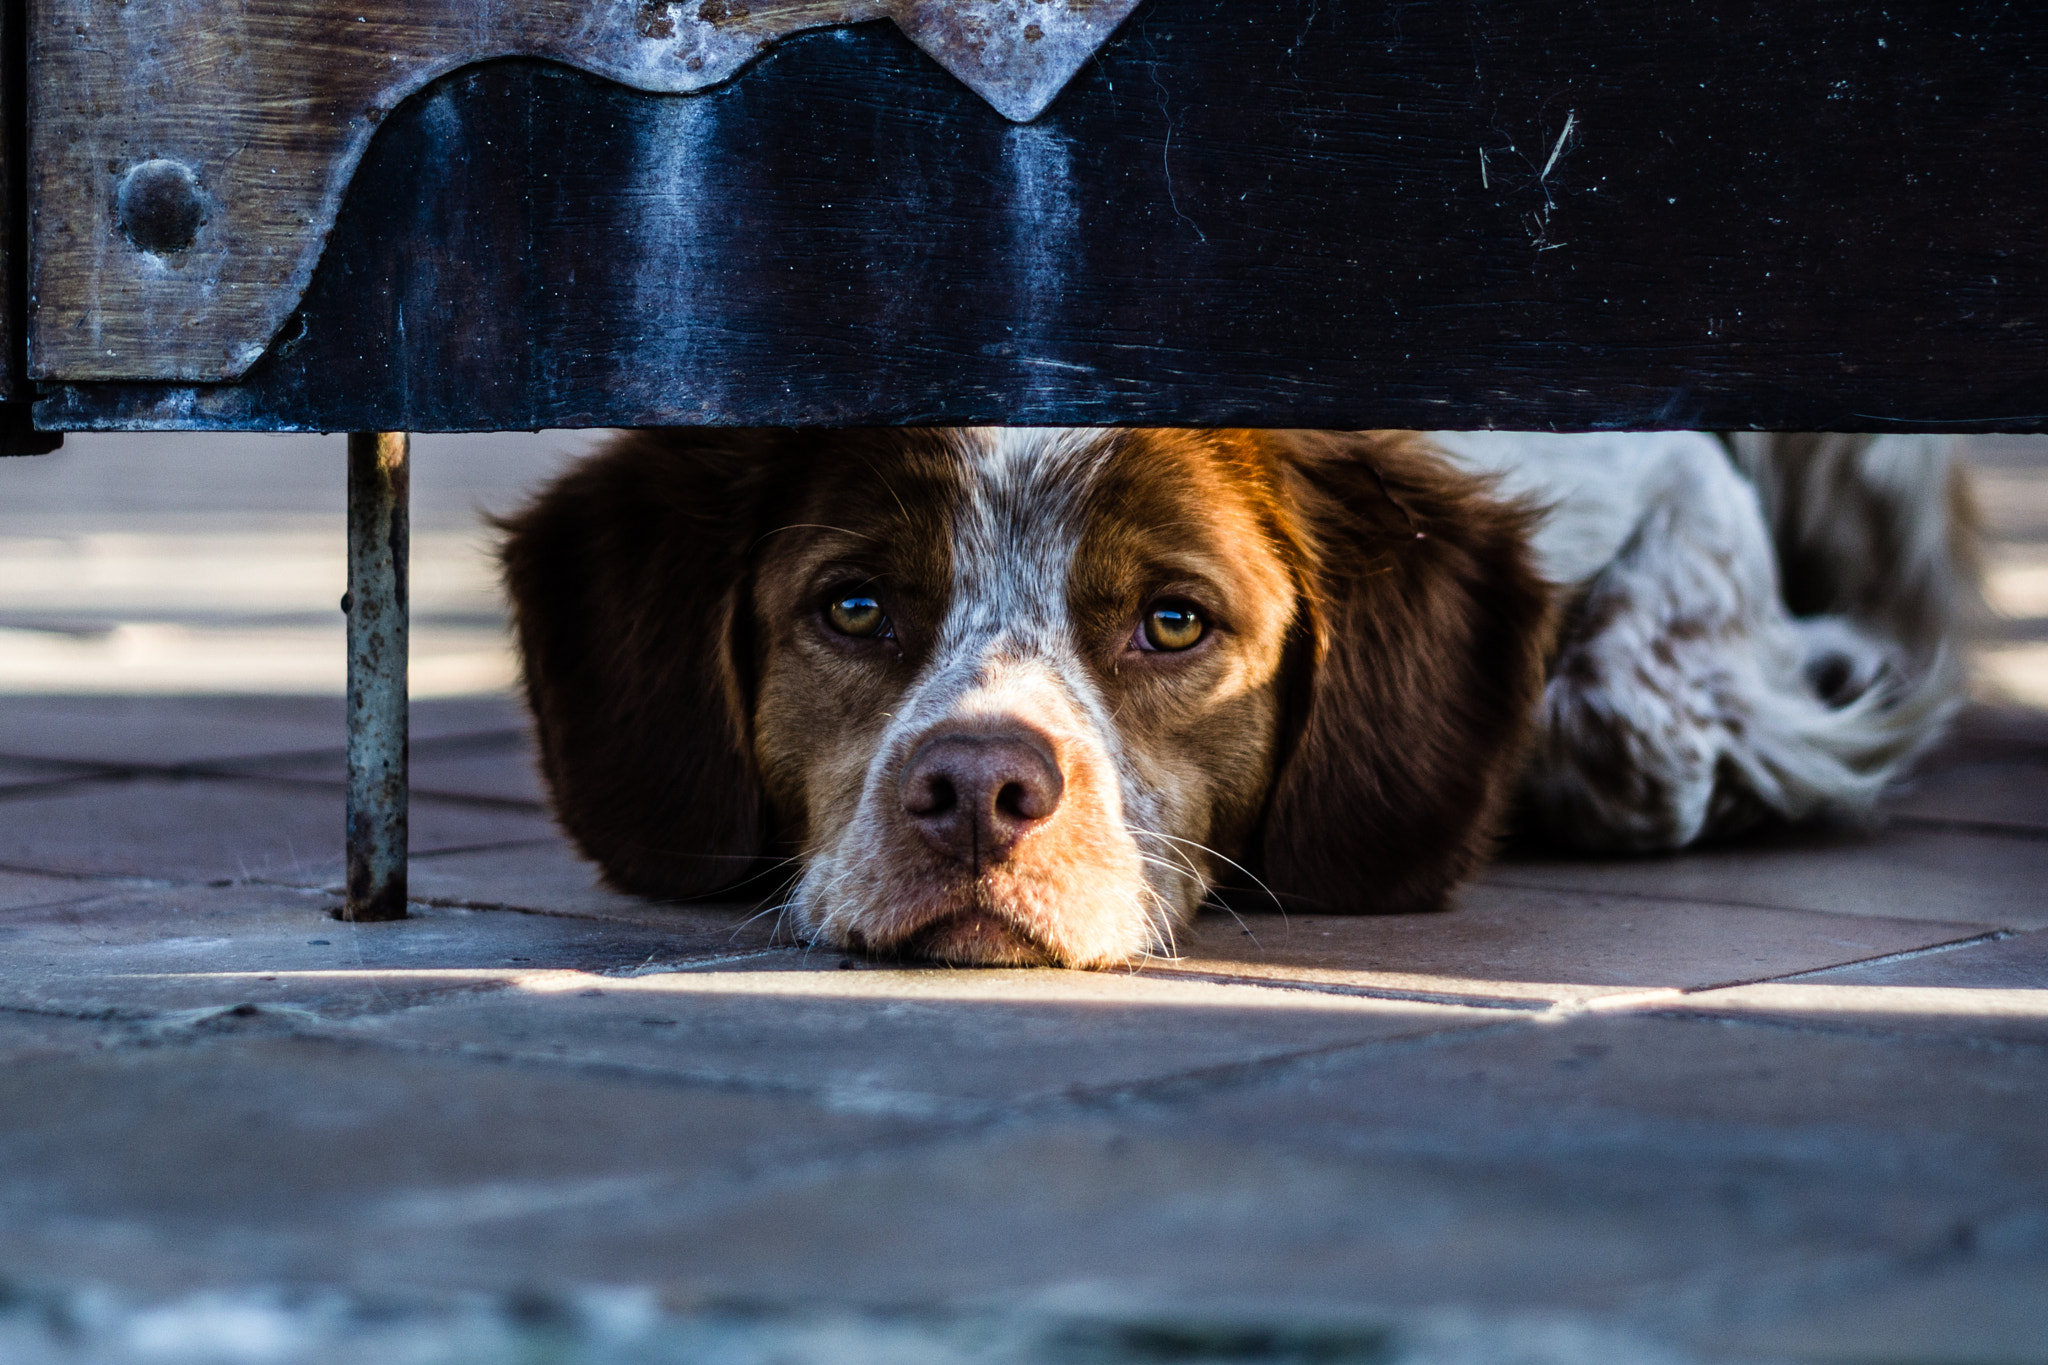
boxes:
[804,842,1179,969]
[829,877,1106,968]
[889,908,1057,967]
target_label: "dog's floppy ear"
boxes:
[1260,431,1553,914]
[499,430,784,899]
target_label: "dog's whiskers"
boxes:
[1132,827,1286,925]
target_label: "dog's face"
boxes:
[503,428,1551,969]
[749,429,1301,966]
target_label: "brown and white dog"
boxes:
[500,428,1975,969]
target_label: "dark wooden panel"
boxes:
[1,0,12,407]
[39,2,2048,433]
[5,0,59,453]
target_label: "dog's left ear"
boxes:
[1260,431,1554,914]
[499,430,784,900]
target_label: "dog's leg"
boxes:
[1522,435,1969,851]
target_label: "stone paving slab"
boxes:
[0,867,109,912]
[0,885,764,1019]
[0,695,521,768]
[1140,1007,2048,1189]
[346,1009,2036,1348]
[0,777,552,883]
[0,1009,123,1064]
[1706,1261,2048,1365]
[400,838,767,926]
[0,756,70,790]
[0,1033,1955,1344]
[230,729,545,807]
[1885,761,2048,833]
[1487,824,2048,930]
[1817,927,2048,988]
[1666,928,2048,1045]
[556,1123,1801,1319]
[391,746,545,806]
[0,1292,1679,1365]
[1160,885,1987,1008]
[0,1032,942,1295]
[6,995,2041,1362]
[1916,703,2048,769]
[1873,702,2048,833]
[1667,978,2048,1047]
[338,959,1509,1112]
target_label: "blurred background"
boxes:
[0,431,600,697]
[1973,436,2048,707]
[0,431,2042,706]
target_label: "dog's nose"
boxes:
[899,732,1064,867]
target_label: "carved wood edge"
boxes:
[29,0,1140,383]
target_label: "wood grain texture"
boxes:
[1,0,13,405]
[36,2,2048,432]
[4,0,59,453]
[26,0,1139,383]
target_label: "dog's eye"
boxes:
[826,595,890,639]
[1139,602,1206,652]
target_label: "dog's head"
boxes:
[502,428,1550,968]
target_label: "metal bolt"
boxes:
[115,159,205,255]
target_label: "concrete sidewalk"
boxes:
[0,435,2044,1364]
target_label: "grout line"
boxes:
[1563,988,1689,1014]
[1503,933,2019,1029]
[1476,876,1839,917]
[0,728,530,779]
[1062,1015,1543,1112]
[0,860,181,887]
[401,836,561,862]
[1,960,1548,1124]
[406,788,549,814]
[1636,1005,2048,1052]
[1555,931,2042,1045]
[1477,873,1997,923]
[1888,814,2048,842]
[1144,966,1553,1012]
[1720,929,2016,986]
[400,891,782,954]
[0,773,120,803]
[0,765,549,816]
[612,948,794,975]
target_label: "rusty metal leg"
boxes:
[343,431,409,921]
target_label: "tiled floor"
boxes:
[0,436,2044,1363]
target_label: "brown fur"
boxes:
[1259,431,1553,913]
[500,428,1553,960]
[498,428,783,898]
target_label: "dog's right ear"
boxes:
[499,430,783,899]
[1257,431,1554,915]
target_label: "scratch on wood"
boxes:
[1541,109,1577,182]
[1150,61,1205,243]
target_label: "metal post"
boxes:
[343,431,409,921]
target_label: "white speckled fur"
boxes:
[790,429,1178,963]
[1433,430,1968,849]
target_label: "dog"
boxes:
[500,428,1976,968]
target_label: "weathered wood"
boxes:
[1,0,12,406]
[26,0,1138,384]
[4,0,57,453]
[34,1,2048,433]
